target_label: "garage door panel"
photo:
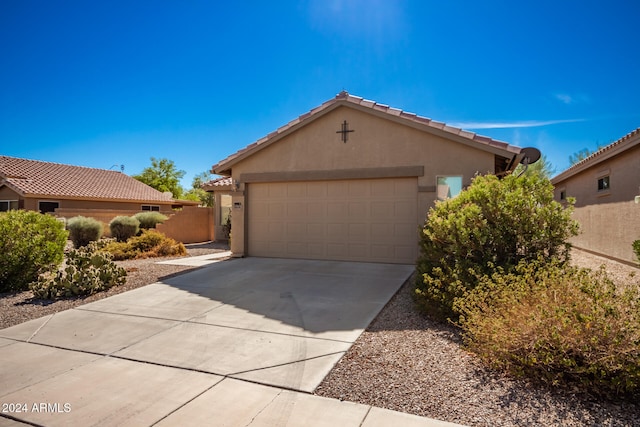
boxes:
[248,178,417,264]
[348,202,367,218]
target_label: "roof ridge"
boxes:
[0,155,123,174]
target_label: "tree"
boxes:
[133,157,185,199]
[414,173,579,320]
[514,154,555,180]
[568,142,608,166]
[183,171,214,207]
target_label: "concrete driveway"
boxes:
[0,257,461,427]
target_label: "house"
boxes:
[551,127,640,264]
[0,156,198,218]
[209,91,525,264]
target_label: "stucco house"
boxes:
[0,156,198,215]
[551,127,640,264]
[210,91,526,264]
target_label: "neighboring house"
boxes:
[209,91,526,264]
[0,156,198,215]
[551,127,640,264]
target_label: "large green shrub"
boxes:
[30,242,126,299]
[456,259,640,396]
[415,173,580,320]
[133,211,168,230]
[109,216,140,242]
[102,229,186,260]
[0,210,68,292]
[67,216,103,248]
[633,240,640,265]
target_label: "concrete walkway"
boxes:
[0,258,463,426]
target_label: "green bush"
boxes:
[415,173,580,320]
[109,216,140,242]
[67,216,103,248]
[133,211,168,230]
[456,259,640,396]
[30,243,126,299]
[102,230,186,260]
[0,210,68,292]
[633,240,640,265]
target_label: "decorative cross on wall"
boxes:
[336,120,354,143]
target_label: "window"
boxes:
[141,205,160,211]
[560,190,566,201]
[38,201,59,214]
[0,200,18,212]
[436,176,463,201]
[597,176,610,192]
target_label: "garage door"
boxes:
[247,178,417,264]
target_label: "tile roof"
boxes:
[551,127,640,183]
[0,156,176,203]
[201,176,234,191]
[213,91,522,174]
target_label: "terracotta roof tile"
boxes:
[0,156,176,202]
[213,91,522,173]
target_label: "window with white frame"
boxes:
[436,176,463,201]
[0,200,18,212]
[141,205,160,211]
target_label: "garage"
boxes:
[248,178,418,264]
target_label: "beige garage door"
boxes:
[248,178,417,264]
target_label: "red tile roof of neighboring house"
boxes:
[551,127,640,184]
[0,156,178,203]
[213,91,522,174]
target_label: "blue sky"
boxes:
[2,0,639,188]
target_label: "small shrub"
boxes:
[67,216,103,248]
[102,230,186,260]
[457,260,640,396]
[109,216,140,242]
[133,211,168,230]
[633,240,640,265]
[0,210,68,292]
[30,244,126,299]
[415,173,579,320]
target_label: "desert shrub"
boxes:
[456,259,640,396]
[633,240,640,265]
[133,211,168,230]
[30,244,126,299]
[109,216,140,242]
[415,173,580,320]
[67,216,103,248]
[0,210,68,292]
[102,230,186,260]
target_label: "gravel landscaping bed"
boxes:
[0,242,229,330]
[315,249,640,426]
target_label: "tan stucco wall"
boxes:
[226,106,502,257]
[156,206,214,244]
[0,187,20,200]
[21,197,175,212]
[554,143,640,207]
[570,201,640,265]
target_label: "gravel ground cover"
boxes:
[1,245,639,425]
[315,249,640,426]
[0,241,229,329]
